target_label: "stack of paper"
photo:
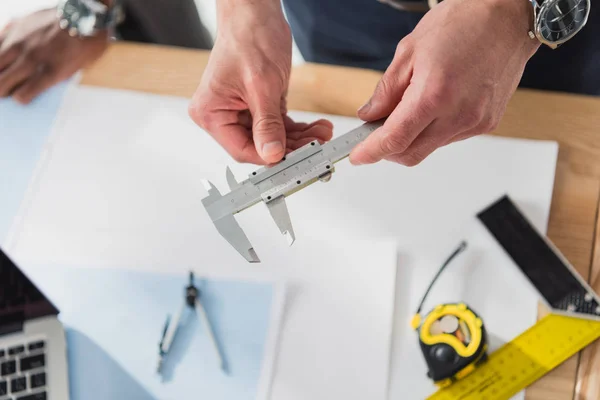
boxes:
[3,84,559,399]
[19,235,397,400]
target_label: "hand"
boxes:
[188,0,333,165]
[349,0,540,166]
[0,9,109,104]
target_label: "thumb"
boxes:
[250,99,286,164]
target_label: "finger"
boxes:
[244,113,333,139]
[0,57,35,97]
[349,84,436,165]
[441,114,499,147]
[302,118,334,133]
[286,135,330,150]
[283,115,333,132]
[442,130,476,147]
[12,67,57,104]
[280,94,288,115]
[212,122,266,164]
[0,44,20,72]
[238,110,252,129]
[0,29,7,47]
[0,21,12,44]
[188,95,267,164]
[194,110,263,164]
[383,119,458,167]
[287,121,334,142]
[357,41,413,122]
[283,114,307,130]
[247,90,287,164]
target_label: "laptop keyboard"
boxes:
[0,340,46,400]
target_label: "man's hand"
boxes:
[0,9,108,105]
[350,0,540,166]
[188,0,333,165]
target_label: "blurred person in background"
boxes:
[0,0,213,105]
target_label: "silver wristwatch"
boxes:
[56,0,125,38]
[528,0,590,48]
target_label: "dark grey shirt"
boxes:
[117,0,213,49]
[281,0,599,96]
[115,0,598,96]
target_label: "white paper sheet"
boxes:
[262,237,398,400]
[5,85,559,399]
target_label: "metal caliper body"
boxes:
[201,118,385,262]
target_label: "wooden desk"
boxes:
[80,42,600,400]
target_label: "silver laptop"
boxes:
[0,248,69,400]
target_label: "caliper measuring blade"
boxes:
[225,166,241,190]
[201,178,260,263]
[266,196,295,245]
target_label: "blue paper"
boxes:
[23,264,275,400]
[0,81,70,242]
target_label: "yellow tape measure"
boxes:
[417,195,600,400]
[428,313,600,400]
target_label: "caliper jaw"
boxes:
[201,179,260,263]
[266,195,295,246]
[202,166,298,262]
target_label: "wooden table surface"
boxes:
[80,42,600,400]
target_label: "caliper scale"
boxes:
[201,118,385,262]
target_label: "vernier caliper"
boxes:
[201,118,386,262]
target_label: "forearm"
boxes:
[217,0,286,27]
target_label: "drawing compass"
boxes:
[157,271,226,375]
[201,118,386,262]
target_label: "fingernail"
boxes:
[262,141,284,157]
[357,99,372,115]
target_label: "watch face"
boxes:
[538,0,590,43]
[58,0,106,37]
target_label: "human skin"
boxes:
[0,2,112,105]
[189,0,540,167]
[188,0,334,165]
[349,0,540,166]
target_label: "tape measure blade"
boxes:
[428,314,600,400]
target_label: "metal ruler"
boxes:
[201,118,385,262]
[428,195,600,400]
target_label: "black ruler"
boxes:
[477,195,600,318]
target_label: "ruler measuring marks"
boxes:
[429,314,600,400]
[428,195,600,400]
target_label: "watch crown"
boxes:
[528,31,535,39]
